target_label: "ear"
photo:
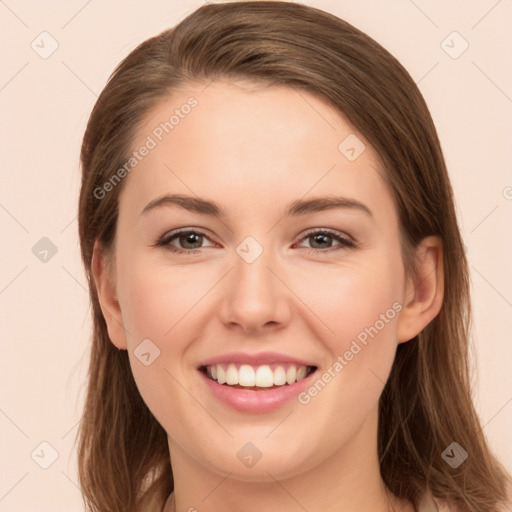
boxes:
[91,239,128,350]
[397,236,444,344]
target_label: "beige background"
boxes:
[1,1,511,510]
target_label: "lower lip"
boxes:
[199,369,316,413]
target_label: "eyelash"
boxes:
[154,228,357,255]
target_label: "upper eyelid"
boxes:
[160,228,218,247]
[300,227,353,240]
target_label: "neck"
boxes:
[162,408,413,512]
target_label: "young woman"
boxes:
[76,2,512,511]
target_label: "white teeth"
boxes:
[205,363,313,387]
[255,365,274,387]
[238,364,255,386]
[296,366,307,381]
[286,366,297,385]
[226,364,239,385]
[217,365,226,384]
[273,366,287,386]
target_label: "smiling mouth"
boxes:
[199,363,317,390]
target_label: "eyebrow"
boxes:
[140,194,373,218]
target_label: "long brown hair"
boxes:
[76,2,511,511]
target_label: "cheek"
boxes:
[117,256,218,409]
[293,255,404,348]
[116,260,211,430]
[118,254,212,345]
[293,254,404,411]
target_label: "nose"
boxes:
[218,244,291,334]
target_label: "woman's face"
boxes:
[102,79,415,481]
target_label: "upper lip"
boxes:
[199,351,317,368]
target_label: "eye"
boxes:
[154,227,356,255]
[155,229,216,254]
[294,228,356,254]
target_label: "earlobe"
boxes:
[91,240,128,350]
[397,236,444,344]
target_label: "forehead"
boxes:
[121,79,393,218]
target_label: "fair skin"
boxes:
[92,80,443,512]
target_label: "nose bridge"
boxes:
[236,242,272,291]
[219,235,288,331]
[233,235,276,303]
